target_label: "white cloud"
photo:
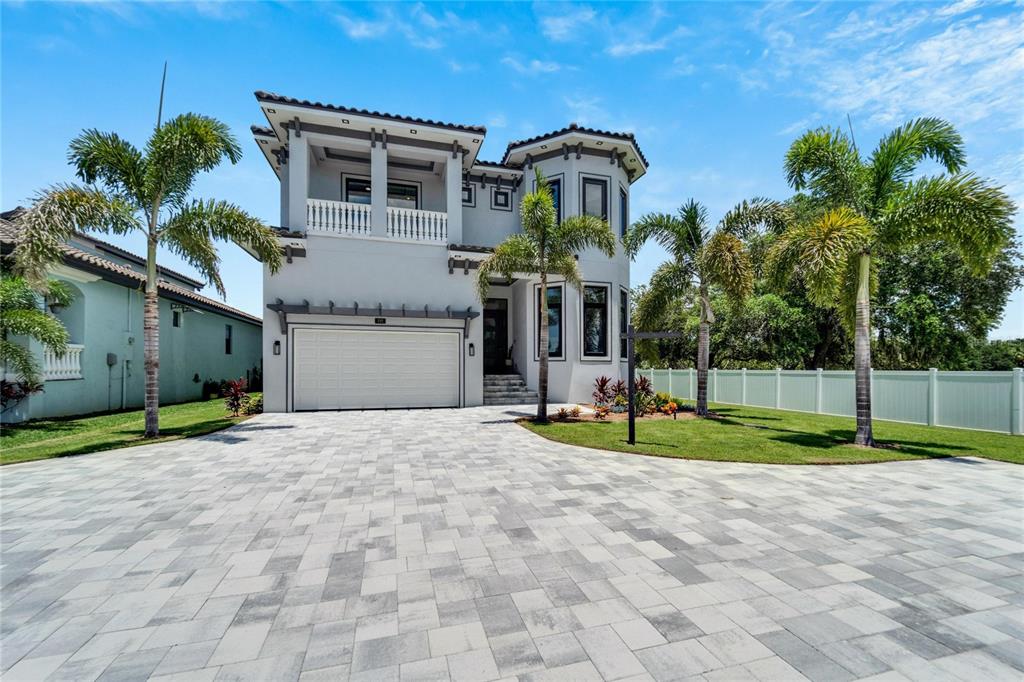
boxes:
[749,3,1024,131]
[501,56,564,75]
[333,3,484,51]
[606,25,691,58]
[539,6,596,41]
[488,113,508,128]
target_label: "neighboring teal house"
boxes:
[1,210,263,424]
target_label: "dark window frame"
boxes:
[225,324,233,355]
[343,176,421,209]
[620,288,629,359]
[490,187,512,212]
[581,284,610,359]
[582,177,609,221]
[619,186,628,238]
[548,177,562,224]
[534,284,564,360]
[462,184,475,207]
[172,310,182,328]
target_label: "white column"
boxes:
[371,135,388,237]
[287,127,308,232]
[445,156,463,244]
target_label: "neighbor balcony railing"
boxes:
[43,344,84,380]
[305,199,448,243]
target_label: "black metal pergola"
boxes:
[622,324,684,445]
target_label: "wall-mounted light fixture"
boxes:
[468,343,475,357]
[273,340,281,356]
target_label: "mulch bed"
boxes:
[547,405,702,423]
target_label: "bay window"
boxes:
[582,285,609,358]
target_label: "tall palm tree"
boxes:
[625,198,789,416]
[14,114,283,437]
[478,168,616,422]
[1,274,71,390]
[769,119,1015,446]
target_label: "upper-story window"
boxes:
[225,324,233,355]
[344,178,419,209]
[172,310,182,328]
[548,177,562,224]
[491,187,512,212]
[619,187,628,238]
[462,184,475,207]
[582,177,608,221]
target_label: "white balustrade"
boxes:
[386,207,448,243]
[306,199,372,235]
[43,343,84,380]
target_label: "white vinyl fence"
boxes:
[639,368,1024,435]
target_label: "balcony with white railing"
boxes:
[306,199,372,236]
[386,207,448,243]
[305,199,448,244]
[44,344,84,380]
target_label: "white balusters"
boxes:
[43,343,84,380]
[386,207,447,243]
[306,199,372,235]
[305,199,447,243]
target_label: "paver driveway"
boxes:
[1,406,1022,681]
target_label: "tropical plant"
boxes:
[769,119,1015,445]
[242,394,264,416]
[625,198,790,416]
[612,379,626,400]
[592,375,613,405]
[1,274,72,405]
[14,113,283,437]
[222,378,248,417]
[477,168,616,422]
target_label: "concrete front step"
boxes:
[484,393,538,401]
[484,397,541,405]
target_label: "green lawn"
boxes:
[1,396,256,465]
[522,402,1023,465]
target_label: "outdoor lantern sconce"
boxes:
[273,340,281,356]
[468,343,475,357]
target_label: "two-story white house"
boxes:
[250,91,647,412]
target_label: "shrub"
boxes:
[612,394,628,413]
[569,405,581,418]
[635,391,656,416]
[0,379,43,412]
[593,405,611,420]
[556,407,570,421]
[222,379,249,417]
[592,376,613,405]
[242,394,263,415]
[655,391,672,409]
[612,380,626,399]
[636,375,654,398]
[660,401,678,418]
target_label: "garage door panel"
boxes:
[293,328,460,410]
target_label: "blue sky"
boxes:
[2,0,1021,338]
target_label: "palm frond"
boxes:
[877,174,1015,274]
[476,234,538,300]
[68,129,146,204]
[0,339,39,383]
[145,114,242,210]
[633,261,691,330]
[784,127,863,207]
[718,197,791,237]
[767,207,872,308]
[520,168,556,244]
[15,185,141,284]
[700,231,753,305]
[623,212,678,260]
[677,199,710,256]
[551,214,616,258]
[1,309,69,352]
[547,252,583,291]
[868,118,965,207]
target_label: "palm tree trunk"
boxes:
[854,251,874,446]
[696,320,710,417]
[537,271,549,422]
[143,234,160,438]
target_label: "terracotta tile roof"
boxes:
[503,122,649,167]
[0,216,261,325]
[255,91,487,134]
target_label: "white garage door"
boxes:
[293,328,460,410]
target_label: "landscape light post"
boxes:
[621,325,684,445]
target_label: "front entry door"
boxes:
[483,298,508,374]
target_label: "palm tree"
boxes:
[769,119,1015,446]
[14,114,283,437]
[477,168,616,422]
[625,198,789,416]
[1,274,71,391]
